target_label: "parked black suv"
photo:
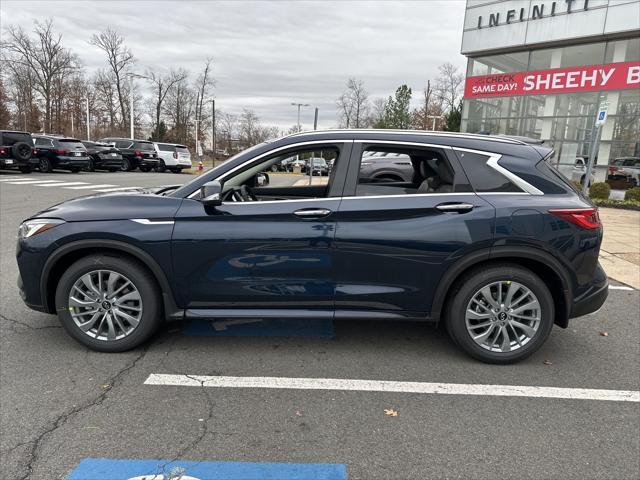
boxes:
[99,138,159,172]
[32,135,91,173]
[16,130,608,363]
[81,141,125,172]
[0,130,34,173]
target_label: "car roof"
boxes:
[1,130,31,135]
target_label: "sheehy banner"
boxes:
[464,61,640,98]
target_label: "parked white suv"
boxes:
[153,142,192,173]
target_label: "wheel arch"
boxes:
[432,247,572,328]
[41,239,182,321]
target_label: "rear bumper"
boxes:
[0,158,28,168]
[56,156,91,168]
[570,263,609,318]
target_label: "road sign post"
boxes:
[582,102,608,196]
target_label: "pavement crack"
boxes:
[14,345,150,480]
[153,375,215,476]
[0,313,62,334]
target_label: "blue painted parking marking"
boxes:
[67,458,346,479]
[183,318,334,338]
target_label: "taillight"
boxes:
[55,149,67,155]
[32,148,37,154]
[0,148,5,154]
[549,208,601,230]
[134,149,143,157]
[173,151,178,159]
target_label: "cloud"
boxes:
[1,0,467,129]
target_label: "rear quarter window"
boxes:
[136,142,155,151]
[157,143,174,151]
[454,150,522,193]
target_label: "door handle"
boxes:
[435,203,474,213]
[293,208,332,218]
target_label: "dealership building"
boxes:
[460,0,640,178]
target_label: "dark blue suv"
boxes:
[16,130,608,363]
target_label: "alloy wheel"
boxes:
[465,281,541,353]
[68,269,143,341]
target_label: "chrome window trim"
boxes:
[341,192,476,201]
[186,139,351,199]
[453,147,543,196]
[221,197,342,206]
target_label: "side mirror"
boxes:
[256,172,270,187]
[200,180,222,207]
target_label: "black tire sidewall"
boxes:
[447,265,554,364]
[121,158,131,171]
[157,160,166,172]
[39,158,52,172]
[55,255,161,352]
[12,142,32,161]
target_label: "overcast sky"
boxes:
[1,0,468,130]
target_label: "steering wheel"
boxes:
[225,185,258,202]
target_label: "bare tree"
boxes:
[434,62,464,113]
[164,74,196,145]
[336,78,369,128]
[3,20,76,132]
[194,58,214,146]
[90,28,134,129]
[147,68,187,140]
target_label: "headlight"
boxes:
[18,218,65,239]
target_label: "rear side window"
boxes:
[35,137,53,147]
[157,143,174,151]
[115,140,132,149]
[2,132,31,145]
[455,150,522,193]
[176,146,189,153]
[59,139,85,147]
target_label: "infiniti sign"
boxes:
[477,0,590,29]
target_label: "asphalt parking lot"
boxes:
[1,170,638,480]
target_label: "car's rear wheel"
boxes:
[446,264,554,364]
[139,166,150,172]
[171,168,181,173]
[55,255,161,352]
[19,166,32,173]
[121,158,132,171]
[38,158,53,173]
[70,167,80,173]
[156,160,166,173]
[86,159,95,172]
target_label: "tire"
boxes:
[156,160,166,173]
[86,159,95,172]
[70,167,80,173]
[139,166,150,172]
[19,166,32,173]
[171,168,181,174]
[12,142,32,162]
[108,168,118,172]
[445,264,554,364]
[55,254,161,352]
[38,157,53,173]
[121,158,132,172]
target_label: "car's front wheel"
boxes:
[55,255,161,352]
[446,264,554,364]
[39,158,53,173]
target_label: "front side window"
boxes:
[355,146,455,196]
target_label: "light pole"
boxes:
[85,97,90,140]
[291,102,309,132]
[204,98,215,157]
[127,72,150,139]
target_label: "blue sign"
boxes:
[598,111,606,120]
[68,458,347,480]
[183,318,334,338]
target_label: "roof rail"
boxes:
[284,129,528,145]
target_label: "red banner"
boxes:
[464,61,640,98]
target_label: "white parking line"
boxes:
[38,182,88,187]
[93,186,139,192]
[0,177,29,182]
[1,179,63,185]
[609,285,635,291]
[144,374,640,403]
[66,184,117,190]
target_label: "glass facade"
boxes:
[462,38,640,178]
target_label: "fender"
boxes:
[40,239,183,321]
[430,246,572,322]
